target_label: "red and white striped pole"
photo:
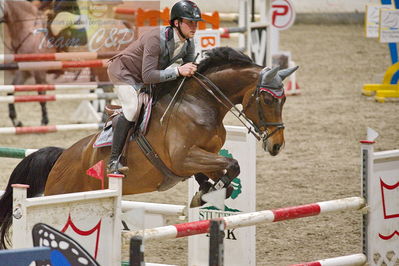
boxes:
[219,27,246,38]
[0,83,113,93]
[0,59,108,71]
[290,253,367,266]
[123,197,365,241]
[0,52,117,63]
[0,93,116,103]
[0,123,104,135]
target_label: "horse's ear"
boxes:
[278,66,299,81]
[261,66,279,85]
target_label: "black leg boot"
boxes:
[107,114,134,174]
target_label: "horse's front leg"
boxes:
[177,146,240,207]
[193,171,235,207]
[33,71,49,125]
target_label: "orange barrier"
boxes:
[117,7,220,29]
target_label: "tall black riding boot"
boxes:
[107,115,134,174]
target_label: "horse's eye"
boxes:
[263,95,273,105]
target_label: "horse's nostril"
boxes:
[273,144,281,153]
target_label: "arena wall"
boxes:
[160,0,374,13]
[160,0,378,24]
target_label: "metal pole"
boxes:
[209,219,225,266]
[130,236,144,266]
[251,0,255,22]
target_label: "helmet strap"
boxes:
[176,19,189,40]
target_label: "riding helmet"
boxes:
[170,1,204,23]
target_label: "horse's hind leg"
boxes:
[7,101,23,127]
[33,71,49,125]
[8,71,31,127]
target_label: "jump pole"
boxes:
[0,83,113,93]
[0,147,38,158]
[0,123,104,135]
[290,254,367,266]
[0,59,108,71]
[0,51,117,63]
[0,188,185,218]
[0,93,116,103]
[123,197,365,241]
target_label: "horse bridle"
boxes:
[193,72,285,142]
[244,84,285,141]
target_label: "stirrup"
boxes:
[107,160,129,174]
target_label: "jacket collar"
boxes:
[161,26,192,66]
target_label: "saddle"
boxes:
[94,90,152,149]
[94,88,190,191]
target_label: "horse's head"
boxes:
[242,65,298,156]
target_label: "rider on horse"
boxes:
[107,0,203,174]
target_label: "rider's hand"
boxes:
[178,63,197,77]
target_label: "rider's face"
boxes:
[175,19,198,39]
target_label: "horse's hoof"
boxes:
[41,118,49,126]
[14,121,23,127]
[190,191,206,208]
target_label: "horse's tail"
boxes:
[0,146,64,249]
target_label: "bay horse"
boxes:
[0,0,135,126]
[0,47,298,249]
[1,0,54,126]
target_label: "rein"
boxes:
[192,73,261,140]
[193,72,284,141]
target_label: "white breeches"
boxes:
[108,70,141,122]
[115,84,139,122]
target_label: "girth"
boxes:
[104,101,189,191]
[135,134,190,191]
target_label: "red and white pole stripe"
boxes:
[123,197,365,241]
[219,27,246,38]
[0,93,116,103]
[0,123,104,135]
[290,253,367,266]
[0,59,108,71]
[0,83,113,93]
[0,52,117,63]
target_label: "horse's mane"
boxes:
[158,47,254,92]
[197,47,254,73]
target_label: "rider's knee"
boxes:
[122,105,138,122]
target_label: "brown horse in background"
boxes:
[0,0,134,126]
[1,0,54,126]
[37,0,134,82]
[0,47,298,248]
